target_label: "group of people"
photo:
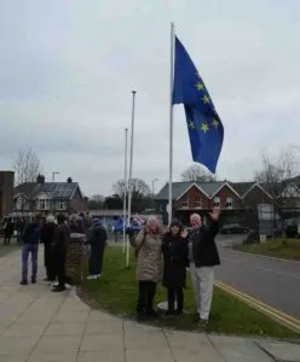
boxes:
[19,212,108,291]
[2,216,26,245]
[128,210,220,326]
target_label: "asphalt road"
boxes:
[215,236,300,319]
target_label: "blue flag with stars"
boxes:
[172,36,224,174]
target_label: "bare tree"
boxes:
[87,194,105,210]
[12,148,42,185]
[254,146,299,198]
[181,164,216,182]
[113,178,151,199]
[254,146,300,238]
[113,178,152,212]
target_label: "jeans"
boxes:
[22,244,39,282]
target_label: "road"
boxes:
[215,236,300,319]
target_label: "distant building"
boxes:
[155,180,273,227]
[0,171,14,220]
[13,179,87,215]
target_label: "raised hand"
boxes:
[209,209,221,221]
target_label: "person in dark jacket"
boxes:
[40,215,57,282]
[188,210,220,326]
[51,214,70,292]
[4,218,14,245]
[86,218,107,279]
[162,218,188,316]
[20,214,41,285]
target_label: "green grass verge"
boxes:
[80,246,300,339]
[234,239,300,261]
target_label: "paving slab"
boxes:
[171,346,225,362]
[44,322,86,336]
[85,319,123,335]
[77,350,125,362]
[27,351,77,362]
[0,248,300,362]
[258,341,300,362]
[3,322,48,337]
[126,347,174,362]
[210,335,274,362]
[32,335,82,354]
[0,336,39,357]
[80,334,124,352]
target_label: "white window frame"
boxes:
[39,199,51,210]
[181,195,189,208]
[58,200,66,210]
[195,196,202,208]
[226,197,233,209]
[213,197,220,209]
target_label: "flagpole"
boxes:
[168,22,175,225]
[122,127,129,254]
[126,90,136,267]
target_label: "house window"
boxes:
[58,201,66,210]
[39,199,50,210]
[195,196,202,208]
[226,197,233,209]
[39,199,46,210]
[213,197,220,209]
[181,196,189,208]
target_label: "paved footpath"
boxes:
[1,250,300,362]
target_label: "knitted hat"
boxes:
[170,218,182,228]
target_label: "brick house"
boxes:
[14,180,87,215]
[0,171,14,220]
[155,180,273,226]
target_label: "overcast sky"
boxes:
[0,0,299,197]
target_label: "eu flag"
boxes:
[172,37,224,174]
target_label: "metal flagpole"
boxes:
[126,90,137,267]
[122,128,129,254]
[168,22,175,225]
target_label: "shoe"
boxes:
[20,280,28,285]
[197,319,209,329]
[175,310,183,316]
[146,309,158,319]
[86,275,97,280]
[31,279,36,284]
[51,285,67,292]
[165,310,175,317]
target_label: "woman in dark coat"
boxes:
[40,215,57,282]
[86,218,107,279]
[162,218,188,316]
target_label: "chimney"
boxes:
[36,174,45,184]
[67,177,73,183]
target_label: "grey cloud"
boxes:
[0,0,300,195]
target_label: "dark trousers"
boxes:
[137,281,157,314]
[53,249,67,287]
[4,232,12,245]
[88,245,104,275]
[44,244,55,281]
[167,287,184,313]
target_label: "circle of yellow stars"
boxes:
[188,119,220,133]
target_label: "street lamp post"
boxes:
[52,171,60,182]
[151,178,159,197]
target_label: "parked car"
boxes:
[220,223,249,234]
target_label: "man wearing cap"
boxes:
[188,210,220,327]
